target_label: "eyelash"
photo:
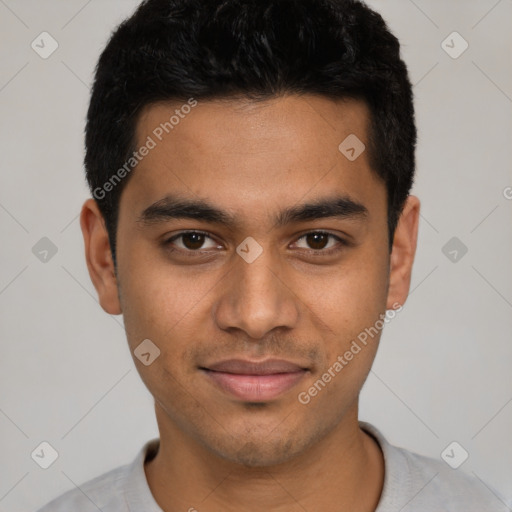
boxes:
[163,230,348,257]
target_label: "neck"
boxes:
[145,403,384,512]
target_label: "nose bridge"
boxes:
[213,247,299,339]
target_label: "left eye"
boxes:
[293,232,344,251]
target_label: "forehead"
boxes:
[136,94,371,160]
[121,94,384,223]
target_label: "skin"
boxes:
[81,94,420,512]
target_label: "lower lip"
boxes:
[202,369,307,402]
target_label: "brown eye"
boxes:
[305,232,329,250]
[294,231,346,253]
[164,231,219,252]
[181,232,206,250]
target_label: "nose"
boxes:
[212,247,300,340]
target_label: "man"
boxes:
[37,0,506,510]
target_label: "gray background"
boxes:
[0,0,511,510]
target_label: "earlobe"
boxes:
[80,198,122,315]
[386,195,420,310]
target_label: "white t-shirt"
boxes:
[36,422,509,511]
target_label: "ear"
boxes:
[386,195,420,310]
[80,198,122,315]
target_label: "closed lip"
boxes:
[201,358,308,375]
[200,358,310,401]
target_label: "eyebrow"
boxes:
[137,193,368,230]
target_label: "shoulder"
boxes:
[36,439,161,512]
[360,422,509,512]
[36,462,131,512]
[398,448,506,511]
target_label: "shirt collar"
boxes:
[124,438,163,512]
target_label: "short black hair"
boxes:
[85,0,416,263]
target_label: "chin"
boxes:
[204,421,322,468]
[218,438,298,468]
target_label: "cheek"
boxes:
[308,248,389,331]
[120,272,196,345]
[117,245,221,356]
[117,262,210,401]
[297,259,388,409]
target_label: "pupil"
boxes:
[307,233,327,250]
[184,233,204,250]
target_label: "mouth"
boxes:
[199,358,309,402]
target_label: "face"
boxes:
[82,94,419,467]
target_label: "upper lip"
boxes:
[202,358,308,375]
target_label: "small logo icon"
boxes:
[31,441,59,469]
[32,237,58,263]
[338,134,365,161]
[441,31,469,59]
[31,32,59,59]
[441,441,469,469]
[236,237,263,263]
[134,339,161,366]
[442,237,468,263]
